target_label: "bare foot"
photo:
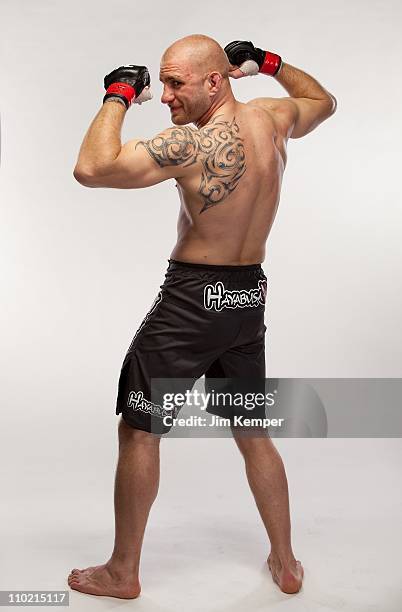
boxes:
[70,565,101,575]
[267,554,304,594]
[67,562,141,599]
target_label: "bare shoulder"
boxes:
[137,116,244,172]
[247,97,297,138]
[247,95,336,139]
[247,97,294,112]
[136,125,199,168]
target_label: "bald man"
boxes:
[70,34,336,599]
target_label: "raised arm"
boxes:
[224,40,337,139]
[73,63,197,189]
[250,62,337,139]
[74,102,197,189]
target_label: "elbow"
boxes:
[73,166,100,188]
[317,94,337,126]
[327,93,337,115]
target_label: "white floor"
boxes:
[3,438,402,612]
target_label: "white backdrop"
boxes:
[1,2,402,611]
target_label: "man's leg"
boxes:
[67,417,160,599]
[232,429,304,594]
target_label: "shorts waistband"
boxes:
[167,259,262,272]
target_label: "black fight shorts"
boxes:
[115,259,268,434]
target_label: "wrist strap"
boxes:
[259,51,282,76]
[103,82,136,108]
[103,96,127,108]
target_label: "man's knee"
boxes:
[231,426,273,455]
[118,416,161,446]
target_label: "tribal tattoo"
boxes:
[135,115,246,213]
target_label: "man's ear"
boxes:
[209,71,222,93]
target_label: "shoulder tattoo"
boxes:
[135,116,246,213]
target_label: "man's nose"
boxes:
[161,86,174,105]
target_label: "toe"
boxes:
[70,576,91,595]
[69,581,82,593]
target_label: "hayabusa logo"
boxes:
[127,390,174,419]
[204,280,267,311]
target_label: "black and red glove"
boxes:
[103,64,153,109]
[224,40,282,77]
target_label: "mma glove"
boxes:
[224,40,282,77]
[103,64,153,109]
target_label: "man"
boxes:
[68,34,336,599]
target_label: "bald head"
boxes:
[160,34,235,127]
[162,34,230,79]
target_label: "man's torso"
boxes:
[170,101,288,265]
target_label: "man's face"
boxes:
[159,56,211,125]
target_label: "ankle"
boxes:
[107,556,139,577]
[269,550,297,568]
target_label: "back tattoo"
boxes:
[136,115,246,213]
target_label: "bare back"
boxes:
[171,102,287,265]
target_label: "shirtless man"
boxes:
[69,34,336,599]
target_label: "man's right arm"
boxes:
[249,62,337,139]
